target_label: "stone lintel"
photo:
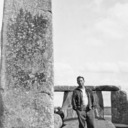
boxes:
[54,85,120,92]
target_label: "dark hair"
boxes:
[77,76,85,82]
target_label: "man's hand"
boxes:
[77,106,82,111]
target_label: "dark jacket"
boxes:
[72,86,96,111]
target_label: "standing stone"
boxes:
[93,91,104,119]
[111,91,128,125]
[62,92,77,119]
[62,91,73,109]
[1,0,53,128]
[54,114,62,128]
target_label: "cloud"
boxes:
[101,0,128,9]
[83,36,104,47]
[79,61,128,74]
[83,2,128,44]
[95,19,124,40]
[118,62,128,73]
[82,62,119,73]
[53,0,128,87]
[85,11,128,42]
[103,3,128,39]
[54,62,72,72]
[54,62,76,85]
[108,3,128,25]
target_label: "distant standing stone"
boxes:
[111,91,128,125]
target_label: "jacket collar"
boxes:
[76,86,88,92]
[75,86,90,96]
[76,86,84,91]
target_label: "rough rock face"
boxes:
[61,92,78,119]
[1,0,53,128]
[54,114,63,128]
[111,91,128,125]
[93,91,104,119]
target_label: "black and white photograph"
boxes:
[0,0,128,128]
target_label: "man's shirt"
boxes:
[80,87,88,106]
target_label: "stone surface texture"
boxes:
[93,91,104,119]
[1,0,53,128]
[62,92,77,119]
[62,92,73,110]
[54,114,62,128]
[111,90,128,125]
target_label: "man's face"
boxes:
[77,78,85,88]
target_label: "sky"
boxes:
[53,0,128,87]
[52,0,128,106]
[0,0,128,107]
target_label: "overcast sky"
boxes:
[53,0,128,89]
[1,0,128,106]
[53,0,128,106]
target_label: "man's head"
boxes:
[77,76,85,88]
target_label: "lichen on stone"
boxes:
[6,8,51,91]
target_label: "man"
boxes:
[72,76,96,128]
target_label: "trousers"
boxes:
[76,108,95,128]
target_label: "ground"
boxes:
[63,118,115,128]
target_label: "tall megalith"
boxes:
[1,0,53,128]
[93,91,104,119]
[111,91,128,125]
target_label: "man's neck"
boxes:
[79,85,85,89]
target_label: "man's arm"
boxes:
[90,90,97,109]
[72,91,77,111]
